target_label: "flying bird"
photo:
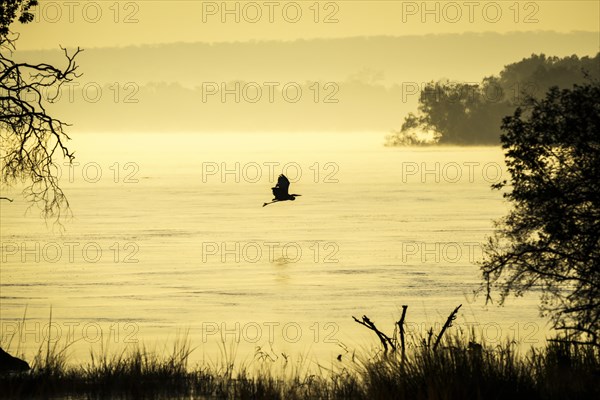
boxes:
[263,174,301,207]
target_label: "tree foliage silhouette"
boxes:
[481,81,600,345]
[388,53,600,145]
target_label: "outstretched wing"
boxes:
[277,174,290,191]
[271,174,290,199]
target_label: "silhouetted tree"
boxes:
[389,53,600,145]
[0,0,36,36]
[0,0,81,221]
[481,81,600,345]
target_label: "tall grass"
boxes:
[1,307,599,399]
[1,332,598,399]
[354,335,599,400]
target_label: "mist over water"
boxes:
[0,132,548,362]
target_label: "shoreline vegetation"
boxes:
[2,307,599,399]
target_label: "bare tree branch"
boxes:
[1,30,82,225]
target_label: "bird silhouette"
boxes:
[263,174,301,207]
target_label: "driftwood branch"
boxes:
[433,304,462,350]
[397,305,408,358]
[354,304,463,355]
[353,315,396,353]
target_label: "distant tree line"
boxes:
[387,53,600,145]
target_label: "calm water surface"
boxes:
[0,132,548,363]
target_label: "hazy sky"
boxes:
[12,1,599,134]
[13,0,600,50]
